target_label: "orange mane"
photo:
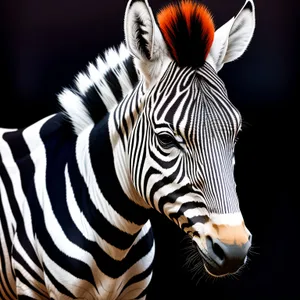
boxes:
[157,0,215,68]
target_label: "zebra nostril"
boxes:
[248,234,252,243]
[206,236,225,264]
[212,241,225,261]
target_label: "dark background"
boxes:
[0,0,297,299]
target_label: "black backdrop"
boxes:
[0,0,297,299]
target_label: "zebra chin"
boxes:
[192,222,252,277]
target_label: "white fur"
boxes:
[118,42,131,62]
[105,47,124,70]
[75,72,93,95]
[206,17,235,71]
[207,0,255,72]
[209,212,244,226]
[58,88,93,135]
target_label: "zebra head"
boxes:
[124,0,255,277]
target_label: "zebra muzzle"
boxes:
[194,222,252,277]
[203,234,251,276]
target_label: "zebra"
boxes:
[0,0,256,299]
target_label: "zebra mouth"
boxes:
[203,262,230,277]
[195,243,246,277]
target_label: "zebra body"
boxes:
[0,47,154,299]
[1,0,256,299]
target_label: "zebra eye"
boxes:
[157,133,175,149]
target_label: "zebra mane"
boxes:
[157,0,215,68]
[58,42,139,136]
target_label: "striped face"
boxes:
[130,61,242,216]
[128,61,251,276]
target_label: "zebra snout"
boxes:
[204,234,251,276]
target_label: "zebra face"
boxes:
[125,0,255,277]
[129,62,251,277]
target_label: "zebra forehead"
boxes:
[153,78,239,127]
[157,0,215,68]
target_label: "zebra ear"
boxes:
[124,0,163,61]
[124,0,167,85]
[207,0,255,72]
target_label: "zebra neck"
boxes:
[108,81,150,209]
[76,113,149,240]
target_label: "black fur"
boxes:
[135,15,151,60]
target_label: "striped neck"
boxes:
[74,114,150,259]
[108,81,151,210]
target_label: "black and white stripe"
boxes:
[0,42,154,299]
[114,61,243,237]
[1,44,246,300]
[1,0,256,295]
[58,42,139,136]
[0,112,154,299]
